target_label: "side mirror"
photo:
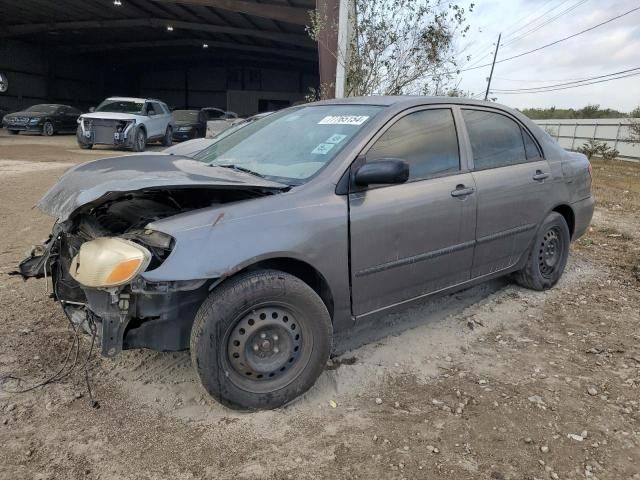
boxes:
[88,107,95,113]
[354,158,409,186]
[147,109,156,116]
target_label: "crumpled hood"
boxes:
[79,112,142,121]
[38,154,287,221]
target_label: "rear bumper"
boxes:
[571,196,594,240]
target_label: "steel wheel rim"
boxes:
[539,226,562,278]
[44,122,53,135]
[224,304,310,394]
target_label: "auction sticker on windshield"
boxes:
[312,143,336,155]
[318,115,369,125]
[325,134,347,144]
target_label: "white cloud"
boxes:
[454,0,640,111]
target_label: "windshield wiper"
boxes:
[213,164,266,179]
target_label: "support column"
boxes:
[316,0,339,99]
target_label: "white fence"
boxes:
[533,118,640,161]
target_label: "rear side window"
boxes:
[367,109,460,181]
[462,109,527,170]
[522,127,542,160]
[152,102,165,114]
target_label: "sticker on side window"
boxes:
[312,143,336,155]
[318,115,369,125]
[325,133,347,144]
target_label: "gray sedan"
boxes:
[20,96,593,410]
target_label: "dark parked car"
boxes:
[2,104,81,135]
[165,111,274,156]
[19,97,593,410]
[172,108,238,142]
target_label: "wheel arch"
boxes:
[551,204,575,238]
[225,257,335,322]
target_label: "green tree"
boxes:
[307,0,473,98]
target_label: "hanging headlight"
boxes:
[69,237,151,288]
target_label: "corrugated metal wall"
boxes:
[534,118,640,160]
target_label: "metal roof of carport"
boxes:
[0,0,317,62]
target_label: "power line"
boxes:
[503,0,572,37]
[494,75,598,83]
[492,66,640,92]
[458,0,558,69]
[491,71,640,94]
[503,0,591,47]
[460,6,640,73]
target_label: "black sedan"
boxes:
[2,104,81,136]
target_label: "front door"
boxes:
[460,108,553,278]
[349,107,477,317]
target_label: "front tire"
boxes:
[190,270,332,410]
[514,212,570,290]
[42,120,55,136]
[132,128,146,152]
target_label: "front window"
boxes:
[25,104,59,114]
[173,110,200,121]
[194,104,384,184]
[96,100,145,114]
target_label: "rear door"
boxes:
[460,108,552,278]
[62,106,80,131]
[349,107,477,316]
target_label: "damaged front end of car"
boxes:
[78,117,136,147]
[19,191,215,356]
[19,155,289,357]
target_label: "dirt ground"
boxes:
[0,130,638,480]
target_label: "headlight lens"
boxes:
[69,237,151,288]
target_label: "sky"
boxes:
[453,0,640,112]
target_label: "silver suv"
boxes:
[77,97,174,151]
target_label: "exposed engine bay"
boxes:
[19,186,277,356]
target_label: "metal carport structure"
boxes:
[0,0,342,115]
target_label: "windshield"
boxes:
[173,110,200,121]
[96,100,144,114]
[193,104,384,184]
[25,104,59,114]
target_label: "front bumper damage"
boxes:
[78,118,136,147]
[19,226,210,357]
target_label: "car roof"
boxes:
[310,95,534,125]
[312,95,500,108]
[106,97,165,103]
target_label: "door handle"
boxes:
[533,170,550,181]
[451,185,475,198]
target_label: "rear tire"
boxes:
[132,128,146,152]
[514,212,570,290]
[162,126,173,147]
[190,270,332,410]
[79,143,93,150]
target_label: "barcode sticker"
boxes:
[318,115,369,125]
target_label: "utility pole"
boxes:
[484,32,501,101]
